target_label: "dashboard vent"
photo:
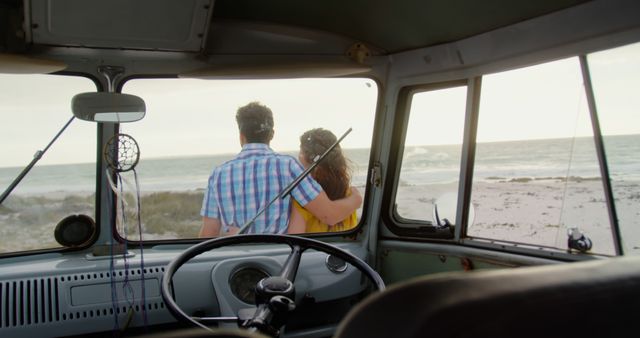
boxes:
[1,267,168,334]
[0,277,60,328]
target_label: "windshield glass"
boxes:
[120,78,377,240]
[0,74,97,254]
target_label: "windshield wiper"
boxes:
[0,116,75,205]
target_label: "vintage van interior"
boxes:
[1,0,639,337]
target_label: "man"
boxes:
[199,101,362,237]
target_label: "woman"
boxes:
[288,128,358,233]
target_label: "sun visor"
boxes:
[179,60,372,79]
[27,0,214,52]
[0,53,67,74]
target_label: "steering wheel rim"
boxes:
[161,234,385,334]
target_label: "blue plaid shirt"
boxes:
[201,143,322,234]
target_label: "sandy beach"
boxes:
[395,179,640,256]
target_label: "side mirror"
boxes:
[71,92,146,123]
[433,192,475,228]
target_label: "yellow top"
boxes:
[292,196,358,233]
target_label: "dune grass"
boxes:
[1,191,205,244]
[122,191,204,238]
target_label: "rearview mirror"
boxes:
[71,92,146,123]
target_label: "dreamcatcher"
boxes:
[104,133,140,173]
[104,133,148,330]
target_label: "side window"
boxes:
[468,57,614,255]
[121,78,377,240]
[588,42,640,255]
[0,74,97,253]
[394,84,467,224]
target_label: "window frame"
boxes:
[382,80,469,240]
[384,48,631,258]
[108,75,381,244]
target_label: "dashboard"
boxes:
[0,242,370,338]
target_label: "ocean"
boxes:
[1,134,638,196]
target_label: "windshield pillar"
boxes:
[95,122,118,246]
[579,55,623,255]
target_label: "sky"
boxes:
[1,43,639,169]
[121,78,378,159]
[404,44,640,147]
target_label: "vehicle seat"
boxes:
[334,255,640,338]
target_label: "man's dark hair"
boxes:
[236,102,274,143]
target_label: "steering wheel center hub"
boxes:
[257,276,295,303]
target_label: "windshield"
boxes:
[0,74,376,254]
[0,74,97,253]
[119,78,377,240]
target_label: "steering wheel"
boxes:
[161,234,385,337]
